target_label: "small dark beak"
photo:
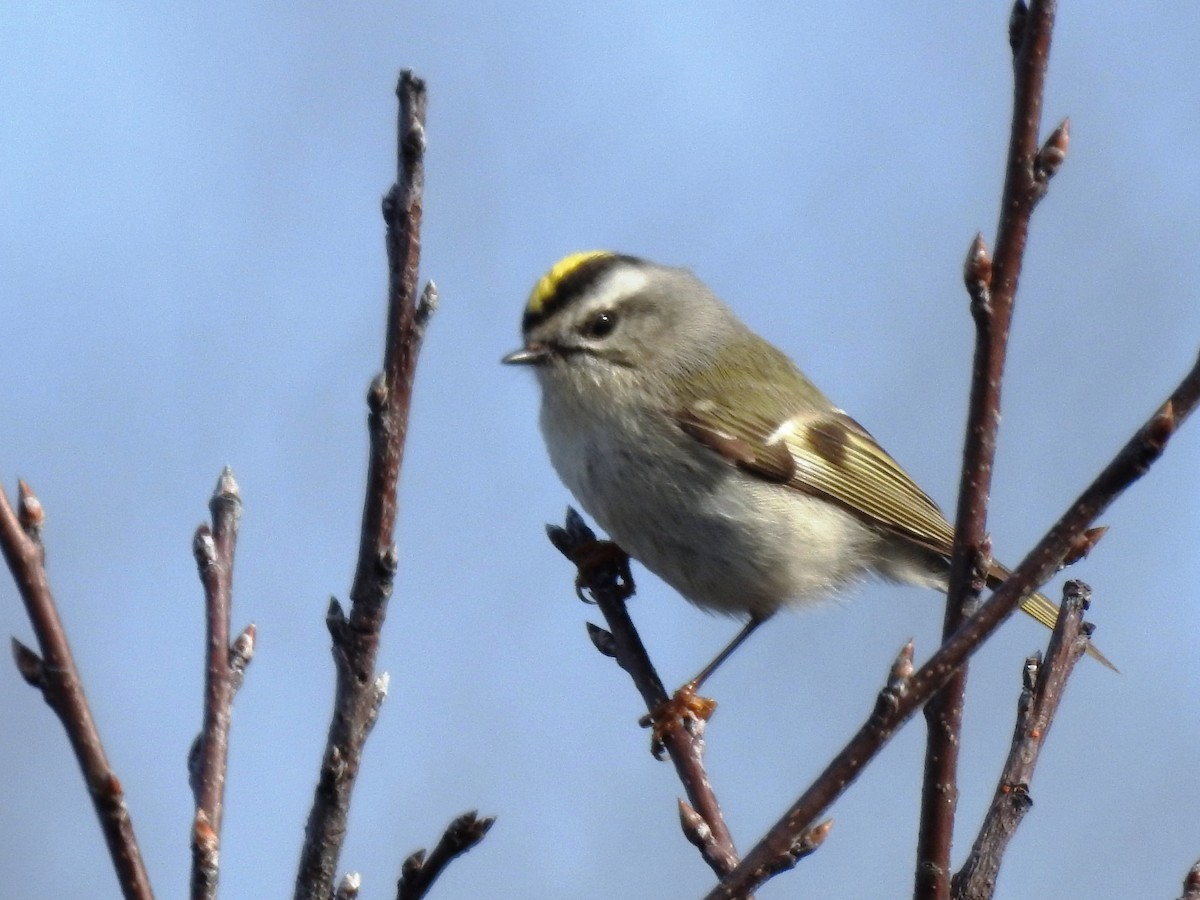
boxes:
[501,344,550,365]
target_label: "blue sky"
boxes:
[3,4,1199,898]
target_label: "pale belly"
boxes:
[541,403,880,618]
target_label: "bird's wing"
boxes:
[674,399,956,557]
[674,397,1118,670]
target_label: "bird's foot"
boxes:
[567,539,633,601]
[639,681,717,756]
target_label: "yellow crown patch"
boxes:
[526,250,614,317]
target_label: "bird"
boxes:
[503,251,1111,717]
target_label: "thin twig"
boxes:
[190,467,244,900]
[704,349,1200,900]
[916,3,1062,896]
[951,581,1093,900]
[395,811,496,900]
[294,71,455,899]
[547,509,744,880]
[0,481,154,900]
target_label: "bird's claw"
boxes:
[640,682,718,756]
[568,539,633,602]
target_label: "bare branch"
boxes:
[704,348,1200,900]
[547,509,745,880]
[917,3,1062,895]
[295,70,490,898]
[952,581,1094,899]
[0,481,154,900]
[190,467,244,900]
[395,811,496,900]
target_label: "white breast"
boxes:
[538,390,881,618]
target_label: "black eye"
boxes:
[582,309,618,339]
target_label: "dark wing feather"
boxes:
[673,398,955,557]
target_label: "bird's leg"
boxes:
[686,614,768,695]
[640,614,768,737]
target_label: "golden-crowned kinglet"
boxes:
[504,251,1110,670]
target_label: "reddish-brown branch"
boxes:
[916,4,1061,896]
[0,482,154,900]
[293,70,445,899]
[394,811,496,900]
[190,467,244,900]
[951,581,1093,900]
[547,510,744,880]
[704,349,1200,900]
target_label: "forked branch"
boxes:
[952,580,1094,900]
[705,349,1200,900]
[395,811,497,900]
[548,510,750,880]
[918,3,1066,895]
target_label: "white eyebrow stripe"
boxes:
[587,266,649,308]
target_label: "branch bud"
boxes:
[11,638,44,687]
[963,233,993,319]
[229,623,257,690]
[586,622,618,658]
[1062,526,1108,568]
[888,639,915,692]
[1022,653,1041,692]
[1008,0,1029,57]
[417,281,439,326]
[678,798,713,849]
[17,480,44,538]
[335,872,361,899]
[1035,118,1070,184]
[192,526,217,573]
